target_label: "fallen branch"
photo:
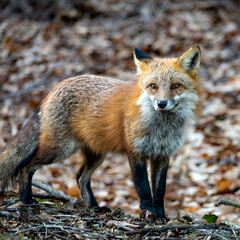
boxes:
[32,193,73,202]
[126,224,233,236]
[218,199,240,208]
[32,180,74,202]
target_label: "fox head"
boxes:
[133,46,201,116]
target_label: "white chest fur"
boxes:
[133,90,197,159]
[133,112,185,159]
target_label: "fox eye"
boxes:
[171,83,181,90]
[149,83,157,90]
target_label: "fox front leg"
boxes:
[77,147,111,213]
[128,157,157,216]
[151,157,170,222]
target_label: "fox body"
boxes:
[0,46,201,220]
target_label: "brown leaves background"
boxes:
[0,0,239,223]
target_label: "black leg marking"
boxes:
[19,169,38,204]
[151,157,169,220]
[129,158,156,215]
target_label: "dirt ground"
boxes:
[0,0,240,239]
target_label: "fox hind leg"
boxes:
[77,147,109,211]
[18,150,62,204]
[19,167,38,204]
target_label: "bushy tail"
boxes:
[0,107,40,191]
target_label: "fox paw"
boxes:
[21,198,39,205]
[29,199,39,204]
[139,209,156,222]
[155,208,169,223]
[156,216,168,224]
[93,206,111,213]
[140,209,168,223]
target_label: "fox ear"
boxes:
[177,46,201,75]
[133,48,153,75]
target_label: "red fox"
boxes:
[0,46,201,221]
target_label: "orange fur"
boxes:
[70,80,144,154]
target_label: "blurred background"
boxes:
[0,0,239,223]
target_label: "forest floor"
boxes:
[0,0,240,239]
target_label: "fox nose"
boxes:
[157,100,168,109]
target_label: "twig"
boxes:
[54,233,72,240]
[16,224,90,234]
[32,193,72,202]
[52,214,78,218]
[0,71,54,102]
[218,199,240,208]
[126,224,231,236]
[105,219,140,231]
[15,224,103,239]
[213,233,229,240]
[32,180,74,202]
[229,223,238,240]
[159,0,233,12]
[2,79,46,101]
[196,229,230,240]
[0,210,18,219]
[106,222,133,231]
[0,70,76,102]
